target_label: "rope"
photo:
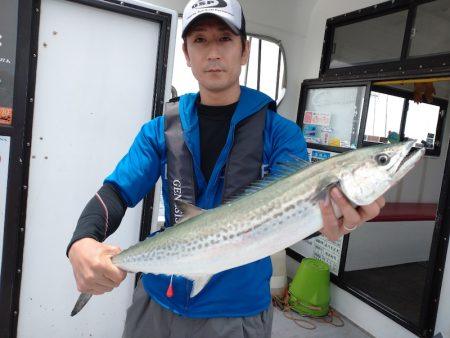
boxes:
[272,288,345,330]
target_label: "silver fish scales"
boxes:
[71,140,425,316]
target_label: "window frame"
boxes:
[243,33,288,105]
[363,84,447,156]
[295,80,372,153]
[320,0,450,80]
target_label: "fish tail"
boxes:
[71,293,93,316]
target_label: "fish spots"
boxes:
[284,205,295,212]
[235,227,255,238]
[273,212,283,219]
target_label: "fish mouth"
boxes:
[394,140,425,179]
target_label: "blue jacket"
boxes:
[105,86,308,318]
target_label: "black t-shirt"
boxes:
[197,101,238,182]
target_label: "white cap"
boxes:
[182,0,246,38]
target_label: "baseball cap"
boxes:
[182,0,246,38]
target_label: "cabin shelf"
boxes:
[369,203,438,222]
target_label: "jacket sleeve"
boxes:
[104,116,165,207]
[66,183,126,256]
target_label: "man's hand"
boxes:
[68,238,127,295]
[319,187,385,241]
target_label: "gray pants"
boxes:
[122,280,273,338]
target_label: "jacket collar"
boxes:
[176,86,276,192]
[178,86,276,131]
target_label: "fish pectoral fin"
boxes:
[311,179,339,204]
[175,201,205,223]
[184,274,213,298]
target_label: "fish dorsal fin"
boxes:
[277,155,311,172]
[175,201,205,223]
[224,157,311,204]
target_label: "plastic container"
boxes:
[288,258,330,317]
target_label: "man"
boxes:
[67,0,385,337]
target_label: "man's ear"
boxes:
[241,39,250,66]
[182,42,192,67]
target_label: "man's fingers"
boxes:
[102,244,122,257]
[358,202,381,221]
[319,188,386,241]
[104,266,127,285]
[319,197,340,241]
[358,196,385,221]
[319,196,339,227]
[330,188,360,226]
[375,196,386,209]
[101,245,127,283]
[75,269,124,294]
[79,281,115,295]
[69,239,126,294]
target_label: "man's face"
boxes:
[183,17,249,95]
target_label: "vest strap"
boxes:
[164,101,268,225]
[222,106,267,200]
[164,102,196,225]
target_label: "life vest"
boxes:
[164,100,268,225]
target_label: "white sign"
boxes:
[312,235,343,275]
[0,135,10,277]
[290,233,343,276]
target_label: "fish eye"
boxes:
[376,153,390,166]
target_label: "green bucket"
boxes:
[288,258,330,317]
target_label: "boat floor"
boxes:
[272,306,374,338]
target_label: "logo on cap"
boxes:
[192,0,227,10]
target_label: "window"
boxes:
[364,83,447,156]
[404,101,441,148]
[242,34,286,104]
[330,10,408,68]
[321,0,450,77]
[409,0,450,58]
[171,18,287,104]
[365,91,404,142]
[301,86,366,149]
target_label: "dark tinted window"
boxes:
[409,0,450,57]
[330,11,408,68]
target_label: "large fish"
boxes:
[71,140,424,316]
